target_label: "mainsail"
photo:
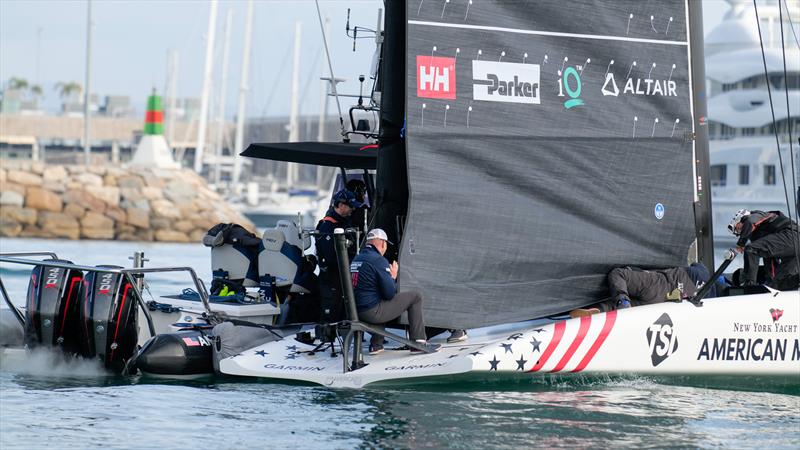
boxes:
[400,0,706,328]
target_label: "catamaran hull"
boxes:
[219,291,800,388]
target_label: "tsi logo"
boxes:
[417,56,456,99]
[472,61,540,104]
[646,313,679,367]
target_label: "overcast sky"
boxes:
[0,0,729,118]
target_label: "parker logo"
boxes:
[646,313,678,367]
[770,308,784,323]
[472,60,540,104]
[44,268,61,289]
[98,273,115,295]
[417,56,456,99]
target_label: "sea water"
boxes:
[1,238,798,449]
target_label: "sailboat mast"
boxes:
[687,0,714,268]
[165,49,179,149]
[232,0,254,189]
[214,8,234,186]
[83,0,93,165]
[194,0,219,173]
[287,21,302,187]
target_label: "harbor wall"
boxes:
[0,160,254,242]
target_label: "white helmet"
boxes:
[727,209,750,235]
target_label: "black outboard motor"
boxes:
[79,265,140,372]
[23,260,84,354]
[128,330,214,376]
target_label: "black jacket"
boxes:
[608,266,697,306]
[315,208,351,285]
[736,210,793,247]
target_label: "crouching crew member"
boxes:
[315,189,361,322]
[606,263,713,309]
[728,209,800,290]
[350,228,440,355]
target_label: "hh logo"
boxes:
[770,308,783,323]
[646,313,678,367]
[417,56,456,99]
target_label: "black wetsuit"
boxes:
[607,266,698,307]
[736,210,799,289]
[315,208,352,322]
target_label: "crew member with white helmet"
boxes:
[728,209,799,289]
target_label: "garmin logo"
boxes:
[417,55,456,99]
[472,60,540,104]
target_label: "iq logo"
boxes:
[654,203,665,220]
[558,67,584,109]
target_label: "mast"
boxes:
[165,49,179,149]
[232,0,254,189]
[214,8,234,186]
[83,0,93,165]
[688,0,714,268]
[287,21,302,187]
[194,0,219,173]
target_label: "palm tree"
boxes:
[54,81,82,101]
[7,77,28,91]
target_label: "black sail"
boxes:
[401,0,701,328]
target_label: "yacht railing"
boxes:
[0,252,212,338]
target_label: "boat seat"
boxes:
[258,227,306,293]
[275,219,311,251]
[204,224,261,288]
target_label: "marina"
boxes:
[1,0,799,448]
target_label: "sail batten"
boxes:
[401,0,699,329]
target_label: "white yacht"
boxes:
[705,0,800,244]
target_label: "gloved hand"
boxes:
[616,296,632,309]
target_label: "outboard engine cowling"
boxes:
[79,266,140,372]
[129,330,214,375]
[23,260,84,354]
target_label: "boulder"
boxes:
[0,181,26,196]
[117,175,145,190]
[81,211,114,229]
[164,179,195,202]
[73,173,104,187]
[141,186,163,200]
[189,229,207,243]
[63,203,86,219]
[125,208,150,228]
[30,162,45,174]
[0,190,24,206]
[37,212,80,239]
[86,185,120,207]
[26,187,63,212]
[87,165,107,176]
[42,180,66,193]
[174,220,195,232]
[0,220,22,237]
[151,199,180,219]
[121,198,150,211]
[42,165,68,182]
[63,189,106,213]
[0,206,37,225]
[155,229,191,242]
[104,205,127,223]
[6,170,42,186]
[20,225,49,238]
[81,228,115,239]
[150,217,172,230]
[0,168,6,183]
[103,174,117,186]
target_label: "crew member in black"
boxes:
[346,179,370,237]
[315,189,361,322]
[728,209,800,289]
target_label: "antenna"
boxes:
[315,0,346,140]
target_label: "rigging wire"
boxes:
[778,0,799,232]
[753,0,800,264]
[783,0,800,50]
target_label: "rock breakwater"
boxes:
[0,161,254,242]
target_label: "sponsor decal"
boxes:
[558,67,584,109]
[732,320,797,334]
[770,308,784,323]
[646,313,678,367]
[472,60,540,104]
[417,55,456,99]
[98,273,115,295]
[183,335,211,347]
[654,203,665,220]
[697,338,800,361]
[264,363,324,371]
[601,73,677,97]
[44,268,61,289]
[385,362,446,371]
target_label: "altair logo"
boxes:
[417,56,456,99]
[472,61,540,104]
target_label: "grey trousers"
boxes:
[358,290,425,345]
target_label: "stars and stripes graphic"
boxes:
[473,311,618,374]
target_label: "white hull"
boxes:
[220,291,800,388]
